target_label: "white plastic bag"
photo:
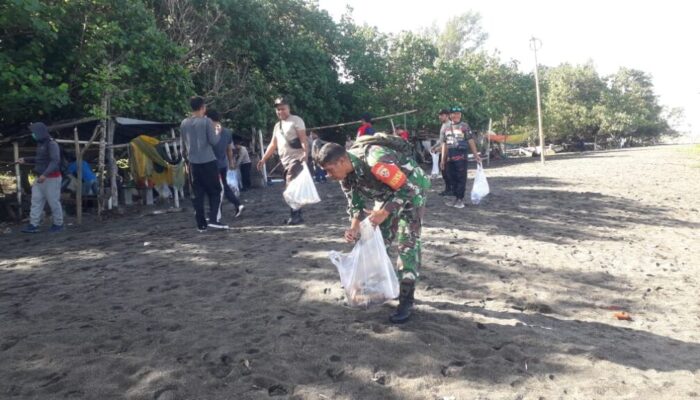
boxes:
[283,163,321,210]
[470,162,490,205]
[430,152,440,178]
[329,219,400,308]
[226,170,241,197]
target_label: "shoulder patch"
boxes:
[371,162,407,190]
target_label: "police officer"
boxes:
[257,96,309,225]
[440,106,481,208]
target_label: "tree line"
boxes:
[0,0,679,146]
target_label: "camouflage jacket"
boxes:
[340,145,430,219]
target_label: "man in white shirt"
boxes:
[257,96,309,225]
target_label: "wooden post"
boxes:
[73,122,102,224]
[13,142,22,220]
[74,127,83,224]
[107,118,117,209]
[97,123,106,217]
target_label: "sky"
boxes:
[318,0,700,141]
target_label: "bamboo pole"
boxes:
[97,95,109,216]
[73,123,102,224]
[80,124,103,157]
[13,142,21,220]
[48,118,101,132]
[56,139,92,145]
[306,109,418,131]
[74,127,83,224]
[97,123,106,217]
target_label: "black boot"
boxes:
[285,209,304,225]
[389,281,415,324]
[284,208,294,225]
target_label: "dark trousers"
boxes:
[240,163,252,189]
[219,167,241,209]
[191,161,223,228]
[284,159,304,185]
[439,154,451,192]
[441,167,451,192]
[446,159,467,200]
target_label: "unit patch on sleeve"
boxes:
[371,162,407,190]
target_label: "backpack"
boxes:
[350,132,414,161]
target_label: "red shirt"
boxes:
[357,123,375,137]
[398,130,409,141]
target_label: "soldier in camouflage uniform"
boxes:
[314,137,430,323]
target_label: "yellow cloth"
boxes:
[129,135,184,188]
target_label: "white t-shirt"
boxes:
[274,115,306,168]
[236,146,251,166]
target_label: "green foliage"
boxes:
[542,62,605,141]
[69,0,193,119]
[426,11,488,58]
[598,68,669,142]
[0,0,192,132]
[1,0,673,147]
[0,0,70,124]
[542,63,671,145]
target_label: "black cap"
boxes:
[273,96,289,107]
[438,108,450,115]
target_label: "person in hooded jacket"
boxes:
[19,122,64,233]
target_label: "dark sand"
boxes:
[1,145,699,399]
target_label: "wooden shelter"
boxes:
[4,117,182,224]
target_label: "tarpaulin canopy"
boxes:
[1,117,178,146]
[112,117,179,144]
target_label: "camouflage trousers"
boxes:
[380,203,425,282]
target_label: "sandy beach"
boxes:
[1,145,699,399]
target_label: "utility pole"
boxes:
[530,36,545,164]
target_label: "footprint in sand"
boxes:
[202,351,234,379]
[153,385,179,400]
[267,384,288,396]
[441,361,466,377]
[326,367,345,381]
[39,371,68,393]
[0,336,20,351]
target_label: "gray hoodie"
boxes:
[27,122,61,177]
[180,116,219,164]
